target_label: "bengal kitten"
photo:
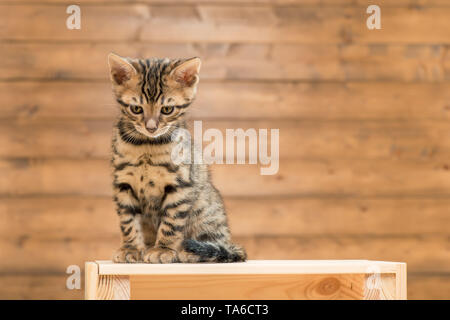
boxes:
[108,53,246,263]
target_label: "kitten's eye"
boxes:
[161,106,174,115]
[130,105,143,114]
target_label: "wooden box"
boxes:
[85,260,406,300]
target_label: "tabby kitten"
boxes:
[108,53,246,263]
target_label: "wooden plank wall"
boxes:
[1,0,449,299]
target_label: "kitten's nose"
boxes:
[146,118,158,133]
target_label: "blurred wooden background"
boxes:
[1,0,450,299]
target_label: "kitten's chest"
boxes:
[113,140,184,214]
[115,160,173,197]
[132,161,175,200]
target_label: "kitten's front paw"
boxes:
[113,248,141,263]
[142,247,178,263]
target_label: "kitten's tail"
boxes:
[181,239,247,263]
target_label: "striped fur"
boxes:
[108,53,246,263]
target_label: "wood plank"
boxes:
[4,1,450,5]
[1,158,450,197]
[0,273,83,299]
[408,274,450,299]
[1,196,449,239]
[240,236,450,274]
[0,5,360,43]
[0,82,118,120]
[211,160,450,197]
[364,273,397,300]
[0,272,442,300]
[0,5,147,42]
[1,119,449,160]
[1,273,445,300]
[97,260,403,275]
[96,275,130,300]
[130,273,365,299]
[354,7,450,44]
[0,197,119,240]
[397,262,407,300]
[2,5,450,44]
[0,159,112,196]
[226,198,450,236]
[6,1,450,6]
[2,43,448,81]
[0,235,446,273]
[3,81,450,121]
[139,6,351,44]
[84,262,98,300]
[0,237,121,273]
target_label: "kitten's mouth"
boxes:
[138,126,172,139]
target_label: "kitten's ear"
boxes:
[170,57,201,87]
[108,53,137,85]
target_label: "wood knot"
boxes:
[317,277,340,296]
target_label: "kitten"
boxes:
[108,53,246,263]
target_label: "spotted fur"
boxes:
[108,53,246,263]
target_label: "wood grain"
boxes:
[2,5,450,44]
[408,274,450,300]
[130,273,365,299]
[96,275,130,300]
[2,158,450,197]
[0,273,442,300]
[241,236,450,274]
[0,274,83,300]
[226,197,450,236]
[0,235,447,273]
[5,1,450,5]
[84,262,98,300]
[1,196,449,239]
[2,43,448,81]
[1,119,449,160]
[97,260,403,275]
[1,273,444,300]
[3,81,450,121]
[364,274,396,300]
[86,260,402,300]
